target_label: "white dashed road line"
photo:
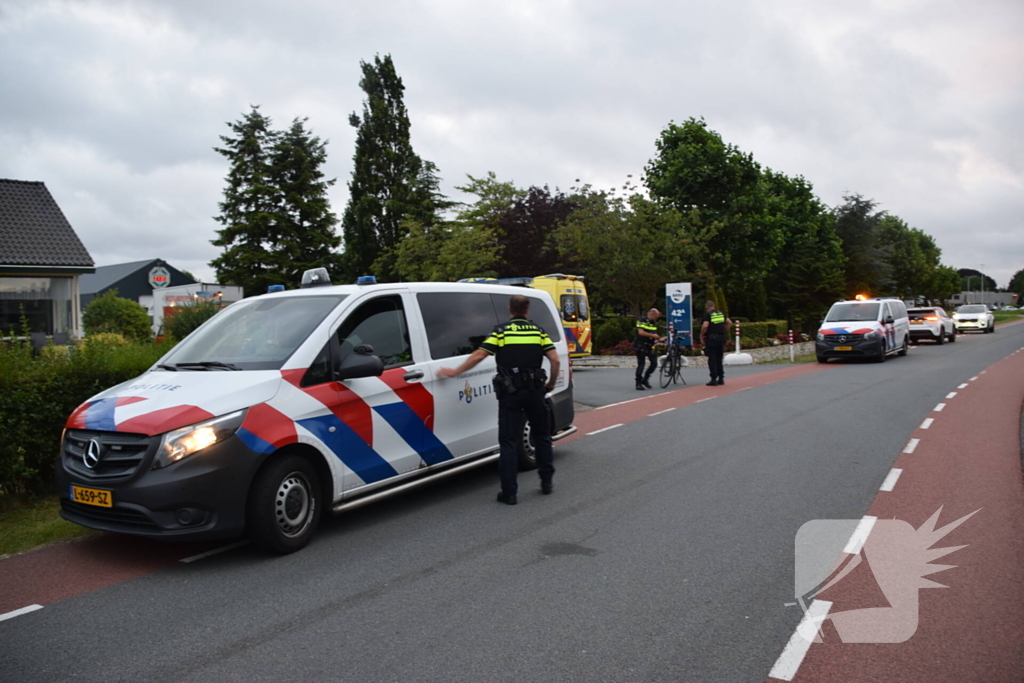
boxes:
[957,383,968,389]
[180,540,249,564]
[946,391,958,399]
[903,438,920,454]
[586,424,624,436]
[934,403,946,412]
[596,395,656,411]
[920,418,934,430]
[969,376,978,381]
[768,600,834,681]
[695,397,717,403]
[879,469,903,492]
[843,516,878,555]
[0,605,43,622]
[648,408,677,417]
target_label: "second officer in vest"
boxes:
[700,300,733,386]
[437,294,560,505]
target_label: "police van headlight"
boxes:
[153,409,247,469]
[863,330,877,339]
[816,331,825,341]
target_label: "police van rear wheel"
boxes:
[518,420,538,470]
[247,454,321,554]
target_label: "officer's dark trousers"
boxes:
[497,389,554,495]
[635,346,657,382]
[706,334,725,381]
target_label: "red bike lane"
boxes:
[770,344,1024,682]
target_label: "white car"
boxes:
[907,307,956,344]
[952,304,995,333]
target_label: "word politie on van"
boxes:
[459,380,494,404]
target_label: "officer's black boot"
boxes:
[636,379,645,390]
[643,373,653,389]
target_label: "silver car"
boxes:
[952,304,995,333]
[908,307,956,344]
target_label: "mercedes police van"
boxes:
[57,271,576,554]
[816,297,910,363]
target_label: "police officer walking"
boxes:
[700,300,732,386]
[437,294,560,505]
[634,308,665,390]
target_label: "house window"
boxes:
[0,277,73,334]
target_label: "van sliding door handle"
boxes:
[404,370,425,381]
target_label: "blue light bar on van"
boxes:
[356,276,377,285]
[267,285,285,292]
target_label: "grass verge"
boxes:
[764,353,818,365]
[0,495,95,557]
[993,311,1024,325]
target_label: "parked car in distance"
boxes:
[952,304,995,333]
[907,307,956,344]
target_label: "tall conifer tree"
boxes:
[341,54,440,281]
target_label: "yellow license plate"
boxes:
[911,320,923,324]
[70,485,113,508]
[834,346,853,351]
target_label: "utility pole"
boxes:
[980,264,986,307]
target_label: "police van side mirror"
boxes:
[335,350,384,380]
[884,316,894,324]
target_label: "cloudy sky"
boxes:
[2,0,1022,288]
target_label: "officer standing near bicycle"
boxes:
[634,308,665,390]
[437,294,560,505]
[700,300,732,386]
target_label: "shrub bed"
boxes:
[0,337,173,496]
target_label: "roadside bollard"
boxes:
[789,329,794,362]
[735,320,741,353]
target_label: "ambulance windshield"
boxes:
[825,302,880,323]
[159,295,346,371]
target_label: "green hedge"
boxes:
[0,338,173,496]
[733,319,789,339]
[593,317,637,353]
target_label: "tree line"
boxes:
[209,54,979,330]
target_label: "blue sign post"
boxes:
[666,282,693,346]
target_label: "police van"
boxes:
[57,271,576,554]
[815,297,910,363]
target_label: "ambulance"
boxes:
[461,274,592,357]
[57,271,576,554]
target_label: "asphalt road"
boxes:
[2,324,1022,682]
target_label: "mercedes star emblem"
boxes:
[84,439,102,469]
[838,335,847,343]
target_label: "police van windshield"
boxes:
[159,295,346,371]
[825,303,880,322]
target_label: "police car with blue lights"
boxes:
[57,269,576,553]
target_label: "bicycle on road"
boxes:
[659,330,689,388]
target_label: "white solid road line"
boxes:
[768,599,833,681]
[946,391,958,399]
[920,418,934,430]
[957,383,968,389]
[0,604,43,622]
[648,407,677,417]
[695,397,717,403]
[880,468,903,492]
[843,516,878,555]
[903,438,920,454]
[179,540,249,564]
[934,403,946,412]
[586,424,624,436]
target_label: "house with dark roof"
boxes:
[0,179,95,337]
[79,258,196,309]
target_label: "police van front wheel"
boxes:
[247,454,321,554]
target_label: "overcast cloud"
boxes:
[1,0,1021,287]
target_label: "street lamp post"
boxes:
[980,264,985,307]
